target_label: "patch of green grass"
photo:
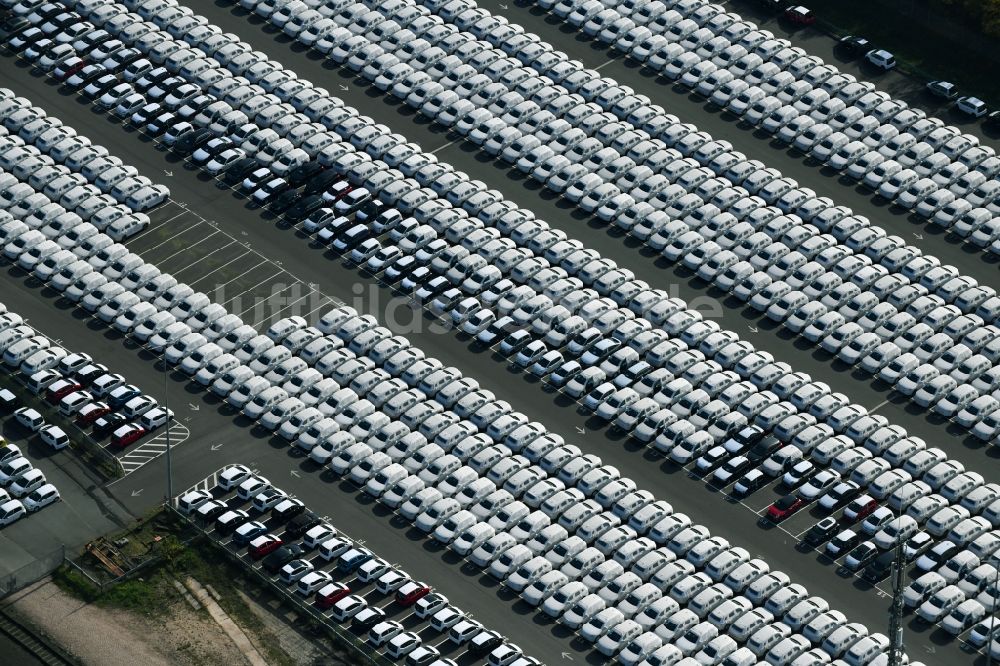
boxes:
[98,578,169,616]
[52,566,100,603]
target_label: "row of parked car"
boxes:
[21,1,1000,648]
[523,0,1000,238]
[177,470,534,666]
[9,1,1000,660]
[211,0,1000,436]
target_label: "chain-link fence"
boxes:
[0,546,65,599]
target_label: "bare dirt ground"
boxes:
[4,578,251,666]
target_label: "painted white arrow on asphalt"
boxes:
[575,426,585,435]
[188,403,200,411]
[131,489,143,497]
[211,443,223,451]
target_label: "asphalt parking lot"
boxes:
[0,16,988,666]
[1,2,998,664]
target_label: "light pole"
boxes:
[163,350,172,501]
[988,563,999,666]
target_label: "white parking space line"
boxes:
[868,398,893,414]
[186,251,261,287]
[149,229,222,265]
[169,240,239,277]
[131,216,209,253]
[114,423,191,475]
[430,138,461,154]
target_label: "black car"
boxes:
[819,481,861,511]
[332,223,371,251]
[284,510,322,539]
[746,435,782,461]
[316,214,354,244]
[197,502,228,523]
[416,275,450,300]
[39,12,77,38]
[802,516,839,547]
[81,73,118,99]
[384,254,418,282]
[189,138,232,167]
[356,200,389,224]
[240,167,273,193]
[303,169,342,196]
[825,529,862,559]
[469,632,505,657]
[731,469,769,497]
[986,110,1000,130]
[221,157,260,186]
[285,193,325,223]
[7,25,43,52]
[287,160,326,188]
[920,541,960,570]
[261,543,303,574]
[175,94,215,122]
[714,455,754,483]
[837,35,871,58]
[0,16,31,40]
[108,385,142,409]
[66,64,108,90]
[351,607,386,632]
[752,0,788,10]
[252,178,291,206]
[173,127,213,156]
[103,47,142,74]
[92,412,128,437]
[215,509,250,535]
[0,388,19,413]
[75,363,110,385]
[268,188,301,214]
[272,498,306,523]
[72,28,112,54]
[477,319,516,346]
[862,551,897,582]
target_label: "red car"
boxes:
[248,535,283,560]
[110,424,147,449]
[77,402,112,425]
[47,380,83,404]
[325,180,354,202]
[395,581,432,606]
[843,494,879,523]
[316,582,352,609]
[767,494,806,522]
[783,5,816,25]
